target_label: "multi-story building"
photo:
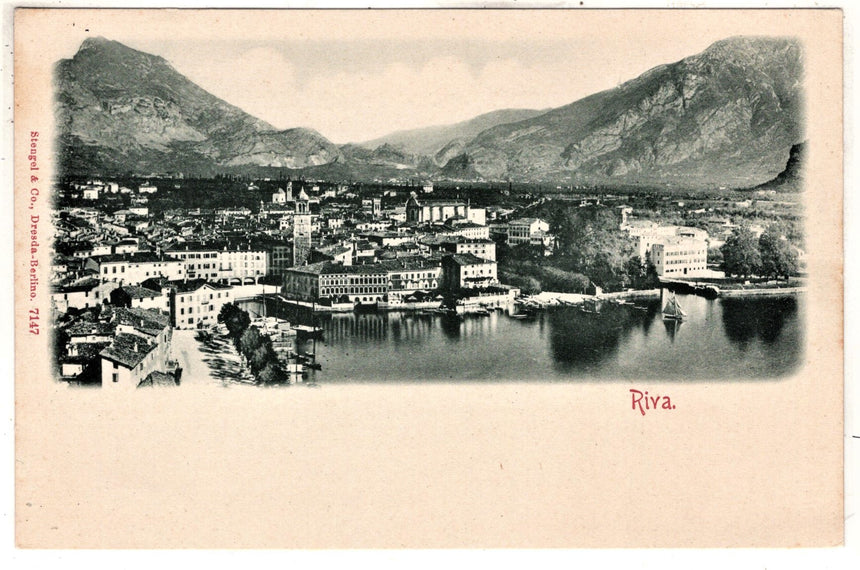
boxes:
[87,252,185,285]
[505,218,551,247]
[163,279,234,330]
[283,262,389,304]
[361,197,382,218]
[432,237,496,261]
[435,223,491,241]
[650,237,709,277]
[166,242,269,284]
[441,253,498,290]
[625,223,709,262]
[283,257,446,305]
[384,257,442,304]
[406,196,468,224]
[99,307,173,390]
[51,280,119,312]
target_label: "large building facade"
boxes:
[650,237,709,277]
[406,196,469,224]
[166,242,269,284]
[88,252,185,285]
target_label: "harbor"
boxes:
[235,290,803,383]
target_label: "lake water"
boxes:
[238,293,803,382]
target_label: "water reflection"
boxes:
[237,294,803,382]
[547,302,654,371]
[663,318,683,342]
[721,296,797,348]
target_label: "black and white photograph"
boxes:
[47,19,809,388]
[11,7,844,551]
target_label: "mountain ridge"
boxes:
[55,37,342,176]
[451,36,804,187]
[56,35,805,191]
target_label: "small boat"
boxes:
[662,291,687,321]
[293,324,324,339]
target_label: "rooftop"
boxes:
[118,285,162,299]
[100,333,157,370]
[94,251,180,264]
[444,253,496,266]
[110,307,170,336]
[164,279,233,293]
[138,371,178,388]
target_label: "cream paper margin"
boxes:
[13,8,843,548]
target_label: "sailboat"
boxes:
[662,290,687,321]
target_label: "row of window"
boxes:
[177,292,229,303]
[664,258,706,265]
[320,286,385,296]
[463,268,494,276]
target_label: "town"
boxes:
[50,174,805,388]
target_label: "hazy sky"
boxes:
[116,35,720,144]
[43,10,803,144]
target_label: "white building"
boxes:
[138,185,158,194]
[650,237,709,277]
[505,218,550,246]
[88,252,185,285]
[625,223,710,264]
[164,280,234,330]
[51,280,119,313]
[166,242,269,284]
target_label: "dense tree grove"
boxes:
[720,224,798,280]
[497,204,658,292]
[720,226,762,279]
[218,303,287,385]
[758,226,799,280]
[549,206,635,287]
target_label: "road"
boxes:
[171,329,254,386]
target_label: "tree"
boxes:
[218,303,250,339]
[550,205,635,291]
[250,344,275,374]
[759,226,798,280]
[721,226,762,279]
[257,363,287,385]
[238,326,263,357]
[624,256,660,290]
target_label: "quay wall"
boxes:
[598,289,660,301]
[718,286,806,298]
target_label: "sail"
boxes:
[662,293,687,319]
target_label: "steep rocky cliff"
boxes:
[56,37,342,176]
[454,37,804,188]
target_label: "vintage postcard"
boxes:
[13,8,843,548]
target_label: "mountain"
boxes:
[358,108,545,159]
[438,153,482,180]
[452,37,804,188]
[55,37,342,176]
[56,36,805,189]
[753,141,806,193]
